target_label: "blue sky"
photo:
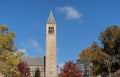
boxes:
[0,0,120,67]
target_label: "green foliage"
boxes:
[115,33,120,56]
[0,25,8,33]
[79,42,102,75]
[93,26,120,76]
[0,25,22,77]
[99,25,120,55]
[0,52,20,76]
[99,25,120,73]
[0,25,16,54]
[79,25,120,76]
[34,68,40,77]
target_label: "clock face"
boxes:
[49,36,53,40]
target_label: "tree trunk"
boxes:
[108,68,111,77]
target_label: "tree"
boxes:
[0,25,22,76]
[99,25,120,72]
[115,70,120,77]
[0,52,20,77]
[0,25,16,54]
[79,42,99,61]
[60,61,82,77]
[34,68,40,77]
[79,46,93,76]
[86,25,120,76]
[78,25,120,76]
[115,33,120,56]
[88,42,106,75]
[92,50,116,77]
[99,25,120,55]
[17,61,30,77]
[113,33,120,71]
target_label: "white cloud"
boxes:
[56,6,82,20]
[18,49,28,56]
[29,39,39,48]
[29,39,43,52]
[19,38,43,54]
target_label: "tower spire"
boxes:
[46,10,56,24]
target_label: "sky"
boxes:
[0,0,120,67]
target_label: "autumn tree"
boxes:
[0,25,16,54]
[89,42,104,75]
[113,33,120,71]
[79,42,99,61]
[89,26,120,77]
[17,61,30,77]
[92,50,117,77]
[115,33,120,56]
[115,70,120,77]
[0,25,22,76]
[79,25,120,76]
[60,61,82,77]
[99,25,120,55]
[0,52,20,77]
[79,46,93,76]
[99,25,120,71]
[80,25,120,77]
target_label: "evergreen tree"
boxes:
[34,68,40,77]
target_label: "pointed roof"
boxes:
[46,10,56,24]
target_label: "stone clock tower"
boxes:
[46,11,57,77]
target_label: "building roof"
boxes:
[21,56,45,66]
[46,10,56,24]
